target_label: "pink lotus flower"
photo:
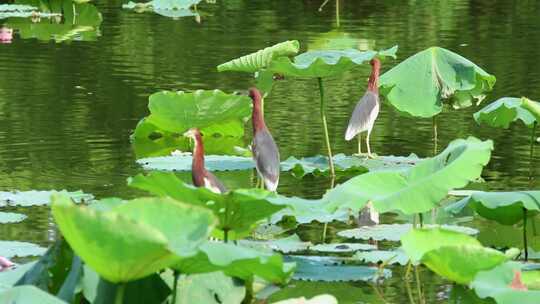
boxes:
[0,27,13,44]
[0,256,14,271]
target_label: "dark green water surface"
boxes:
[1,0,539,302]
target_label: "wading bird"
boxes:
[249,88,280,192]
[345,58,381,158]
[184,128,227,194]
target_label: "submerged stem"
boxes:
[114,283,126,304]
[524,208,529,261]
[171,270,180,304]
[318,78,335,177]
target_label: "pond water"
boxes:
[0,0,539,303]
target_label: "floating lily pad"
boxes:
[446,191,540,225]
[281,153,419,178]
[52,194,217,283]
[268,46,397,78]
[323,137,493,214]
[136,154,254,171]
[267,281,381,304]
[401,228,508,284]
[123,0,201,10]
[310,243,376,253]
[353,249,410,266]
[135,90,251,139]
[286,256,390,282]
[176,271,245,304]
[471,262,540,303]
[273,294,338,304]
[0,241,47,259]
[239,234,311,253]
[0,190,93,207]
[218,40,300,73]
[338,224,478,242]
[0,212,27,224]
[0,285,67,304]
[175,242,295,284]
[129,172,285,240]
[474,97,538,129]
[379,47,496,117]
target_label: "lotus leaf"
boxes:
[379,47,496,117]
[471,262,540,304]
[267,281,381,304]
[273,294,338,304]
[523,97,540,121]
[174,242,295,284]
[476,219,540,251]
[137,89,252,138]
[401,228,508,284]
[0,262,36,292]
[0,190,93,207]
[6,1,102,42]
[286,256,390,282]
[0,285,67,304]
[473,97,538,129]
[0,212,26,224]
[446,191,540,225]
[239,234,312,253]
[337,224,478,242]
[353,249,409,266]
[217,40,300,73]
[175,271,245,304]
[267,196,349,225]
[129,172,285,240]
[323,137,493,214]
[281,153,419,178]
[0,241,46,259]
[268,46,397,78]
[136,154,254,171]
[310,243,376,253]
[51,194,217,283]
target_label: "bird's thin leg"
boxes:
[366,129,374,158]
[357,133,362,155]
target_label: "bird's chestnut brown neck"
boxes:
[192,133,205,173]
[367,62,380,93]
[252,94,267,132]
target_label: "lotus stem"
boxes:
[530,122,537,183]
[414,266,424,304]
[114,283,126,304]
[523,208,528,261]
[418,213,424,228]
[318,0,330,11]
[322,222,328,243]
[432,116,438,155]
[242,278,254,304]
[404,262,417,304]
[318,77,335,177]
[335,0,340,27]
[171,270,180,304]
[224,229,229,243]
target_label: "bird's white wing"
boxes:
[345,91,379,140]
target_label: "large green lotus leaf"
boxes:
[471,262,540,303]
[273,295,338,304]
[217,40,300,73]
[323,137,493,214]
[175,271,245,304]
[523,97,540,121]
[129,172,284,239]
[473,97,538,129]
[268,46,397,78]
[0,212,26,224]
[267,195,349,225]
[353,249,409,266]
[379,47,496,117]
[281,153,419,178]
[0,190,93,207]
[476,218,540,251]
[338,224,478,242]
[267,281,381,304]
[0,285,67,304]
[141,90,251,137]
[174,242,295,284]
[131,119,245,158]
[0,241,46,259]
[446,191,540,225]
[0,262,36,292]
[286,256,390,282]
[136,154,254,171]
[401,228,507,284]
[51,194,216,283]
[238,234,312,254]
[310,243,376,253]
